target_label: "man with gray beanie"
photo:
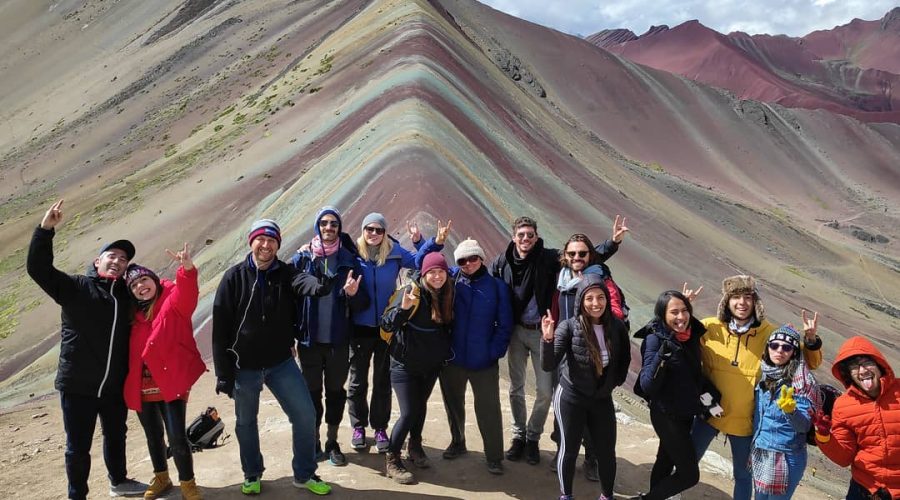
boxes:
[213,218,335,496]
[416,235,513,474]
[27,199,146,499]
[292,206,368,467]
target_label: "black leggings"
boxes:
[554,387,616,497]
[388,360,439,454]
[137,399,193,481]
[645,407,699,500]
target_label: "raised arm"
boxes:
[27,200,80,305]
[166,243,199,318]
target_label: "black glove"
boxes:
[216,378,235,399]
[658,340,674,360]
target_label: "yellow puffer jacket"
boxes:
[700,317,822,436]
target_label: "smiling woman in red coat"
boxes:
[815,336,900,499]
[122,244,206,500]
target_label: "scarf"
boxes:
[311,235,340,257]
[674,328,691,342]
[729,316,755,334]
[556,267,582,292]
[760,359,789,387]
[508,240,539,308]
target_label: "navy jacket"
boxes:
[292,246,368,346]
[353,237,425,328]
[636,317,707,417]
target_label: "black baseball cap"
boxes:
[98,240,136,261]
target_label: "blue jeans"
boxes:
[234,357,317,482]
[753,450,806,500]
[692,417,752,500]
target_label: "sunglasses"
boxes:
[319,220,339,228]
[767,342,795,353]
[515,231,535,240]
[364,226,385,235]
[848,359,877,372]
[566,250,589,258]
[456,255,481,266]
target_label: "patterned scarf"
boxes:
[310,235,340,257]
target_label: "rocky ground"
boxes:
[0,366,849,499]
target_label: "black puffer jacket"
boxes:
[635,317,708,417]
[541,275,630,402]
[27,226,133,399]
[212,254,332,381]
[381,278,452,375]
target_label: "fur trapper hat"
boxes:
[716,275,765,322]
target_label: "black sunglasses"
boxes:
[319,220,339,228]
[566,250,589,258]
[364,226,385,235]
[767,342,795,353]
[456,255,481,266]
[515,231,535,240]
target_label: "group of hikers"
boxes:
[26,199,900,500]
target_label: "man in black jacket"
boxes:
[26,199,146,500]
[212,219,335,496]
[491,216,625,466]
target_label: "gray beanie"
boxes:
[454,238,486,262]
[361,212,387,232]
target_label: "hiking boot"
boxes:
[351,427,367,450]
[325,440,347,466]
[406,439,431,468]
[141,471,172,499]
[240,477,261,495]
[442,441,468,460]
[525,439,540,465]
[110,478,148,497]
[385,452,414,484]
[374,428,390,454]
[486,460,504,475]
[583,456,599,482]
[292,474,332,496]
[179,478,202,500]
[505,437,526,461]
[549,450,558,472]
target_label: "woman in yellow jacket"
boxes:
[688,275,822,500]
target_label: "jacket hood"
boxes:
[716,275,766,322]
[831,335,895,390]
[314,205,342,239]
[574,274,607,311]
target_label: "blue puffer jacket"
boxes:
[352,237,425,328]
[752,363,816,453]
[416,238,513,370]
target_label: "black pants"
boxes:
[60,391,129,500]
[388,359,439,454]
[645,407,699,500]
[137,399,193,481]
[440,362,504,462]
[554,387,616,497]
[299,342,350,429]
[347,330,392,430]
[551,370,594,460]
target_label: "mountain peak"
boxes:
[882,6,900,31]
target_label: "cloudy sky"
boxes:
[481,0,899,37]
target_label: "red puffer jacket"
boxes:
[124,266,206,411]
[818,336,900,497]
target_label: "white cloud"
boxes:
[480,0,900,37]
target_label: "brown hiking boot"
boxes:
[180,478,202,500]
[143,471,172,499]
[385,452,414,484]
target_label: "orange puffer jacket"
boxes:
[817,336,900,497]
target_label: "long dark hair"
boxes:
[421,274,454,324]
[577,282,613,378]
[653,290,693,329]
[559,233,600,268]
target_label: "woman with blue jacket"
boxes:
[348,213,428,453]
[418,235,513,474]
[634,290,709,500]
[751,325,818,499]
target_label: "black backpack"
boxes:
[186,407,226,452]
[807,384,842,446]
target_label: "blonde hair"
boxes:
[356,233,394,266]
